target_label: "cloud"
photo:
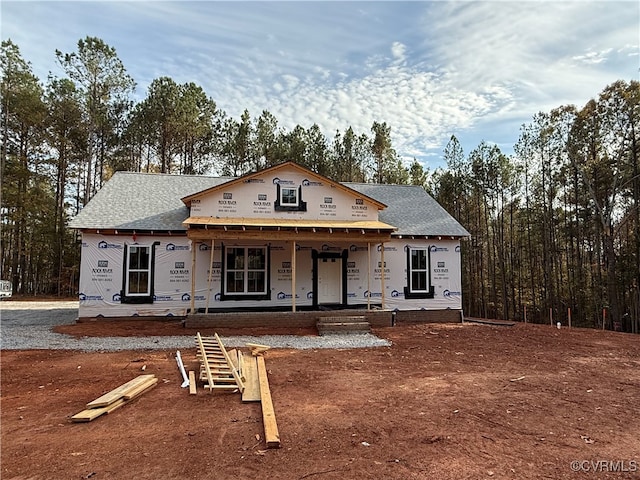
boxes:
[2,1,638,168]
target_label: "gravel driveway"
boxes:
[0,301,390,351]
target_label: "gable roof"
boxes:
[181,161,387,210]
[69,171,469,238]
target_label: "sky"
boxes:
[2,1,639,170]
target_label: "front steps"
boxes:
[316,316,371,335]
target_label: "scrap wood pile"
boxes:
[71,374,158,422]
[69,333,280,448]
[193,332,280,448]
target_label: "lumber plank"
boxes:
[203,384,241,390]
[86,374,156,408]
[247,343,271,356]
[227,349,239,370]
[72,379,157,422]
[121,380,157,403]
[123,376,158,400]
[241,354,261,402]
[257,356,280,448]
[189,371,197,395]
[71,398,126,422]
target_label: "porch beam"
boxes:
[187,229,392,243]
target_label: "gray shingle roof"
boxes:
[69,172,469,237]
[68,172,231,231]
[346,183,470,237]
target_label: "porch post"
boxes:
[190,240,196,315]
[205,239,215,313]
[380,242,386,309]
[291,240,297,312]
[367,242,371,310]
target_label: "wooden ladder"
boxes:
[195,332,245,392]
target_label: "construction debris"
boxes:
[193,332,280,448]
[71,374,157,422]
[241,354,261,402]
[257,355,280,448]
[188,371,197,395]
[246,342,271,356]
[175,350,189,388]
[195,332,244,392]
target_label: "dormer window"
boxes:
[274,184,307,212]
[281,187,298,206]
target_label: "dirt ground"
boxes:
[2,320,639,480]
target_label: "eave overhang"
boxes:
[183,216,397,242]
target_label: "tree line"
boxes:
[1,37,638,333]
[433,80,640,332]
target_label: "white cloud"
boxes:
[2,1,638,168]
[572,48,614,65]
[391,42,407,64]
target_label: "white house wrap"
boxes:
[70,162,469,320]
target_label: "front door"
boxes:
[317,257,342,304]
[312,249,347,308]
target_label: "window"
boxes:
[121,242,158,304]
[274,184,307,211]
[404,247,434,299]
[281,188,297,206]
[127,245,151,295]
[222,246,269,300]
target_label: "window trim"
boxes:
[274,184,307,212]
[121,241,159,304]
[404,246,435,299]
[220,244,271,301]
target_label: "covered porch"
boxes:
[184,216,397,315]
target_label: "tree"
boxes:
[332,127,367,182]
[305,123,331,176]
[56,36,135,203]
[1,39,47,293]
[568,81,640,328]
[371,121,397,183]
[253,110,279,170]
[44,77,86,293]
[176,82,218,175]
[409,159,429,189]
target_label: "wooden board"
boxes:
[72,379,157,422]
[86,374,156,408]
[123,376,158,400]
[246,343,271,356]
[257,356,280,448]
[241,355,261,403]
[71,399,126,422]
[189,371,197,395]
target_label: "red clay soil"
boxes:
[2,322,639,480]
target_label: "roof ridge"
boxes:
[113,171,236,180]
